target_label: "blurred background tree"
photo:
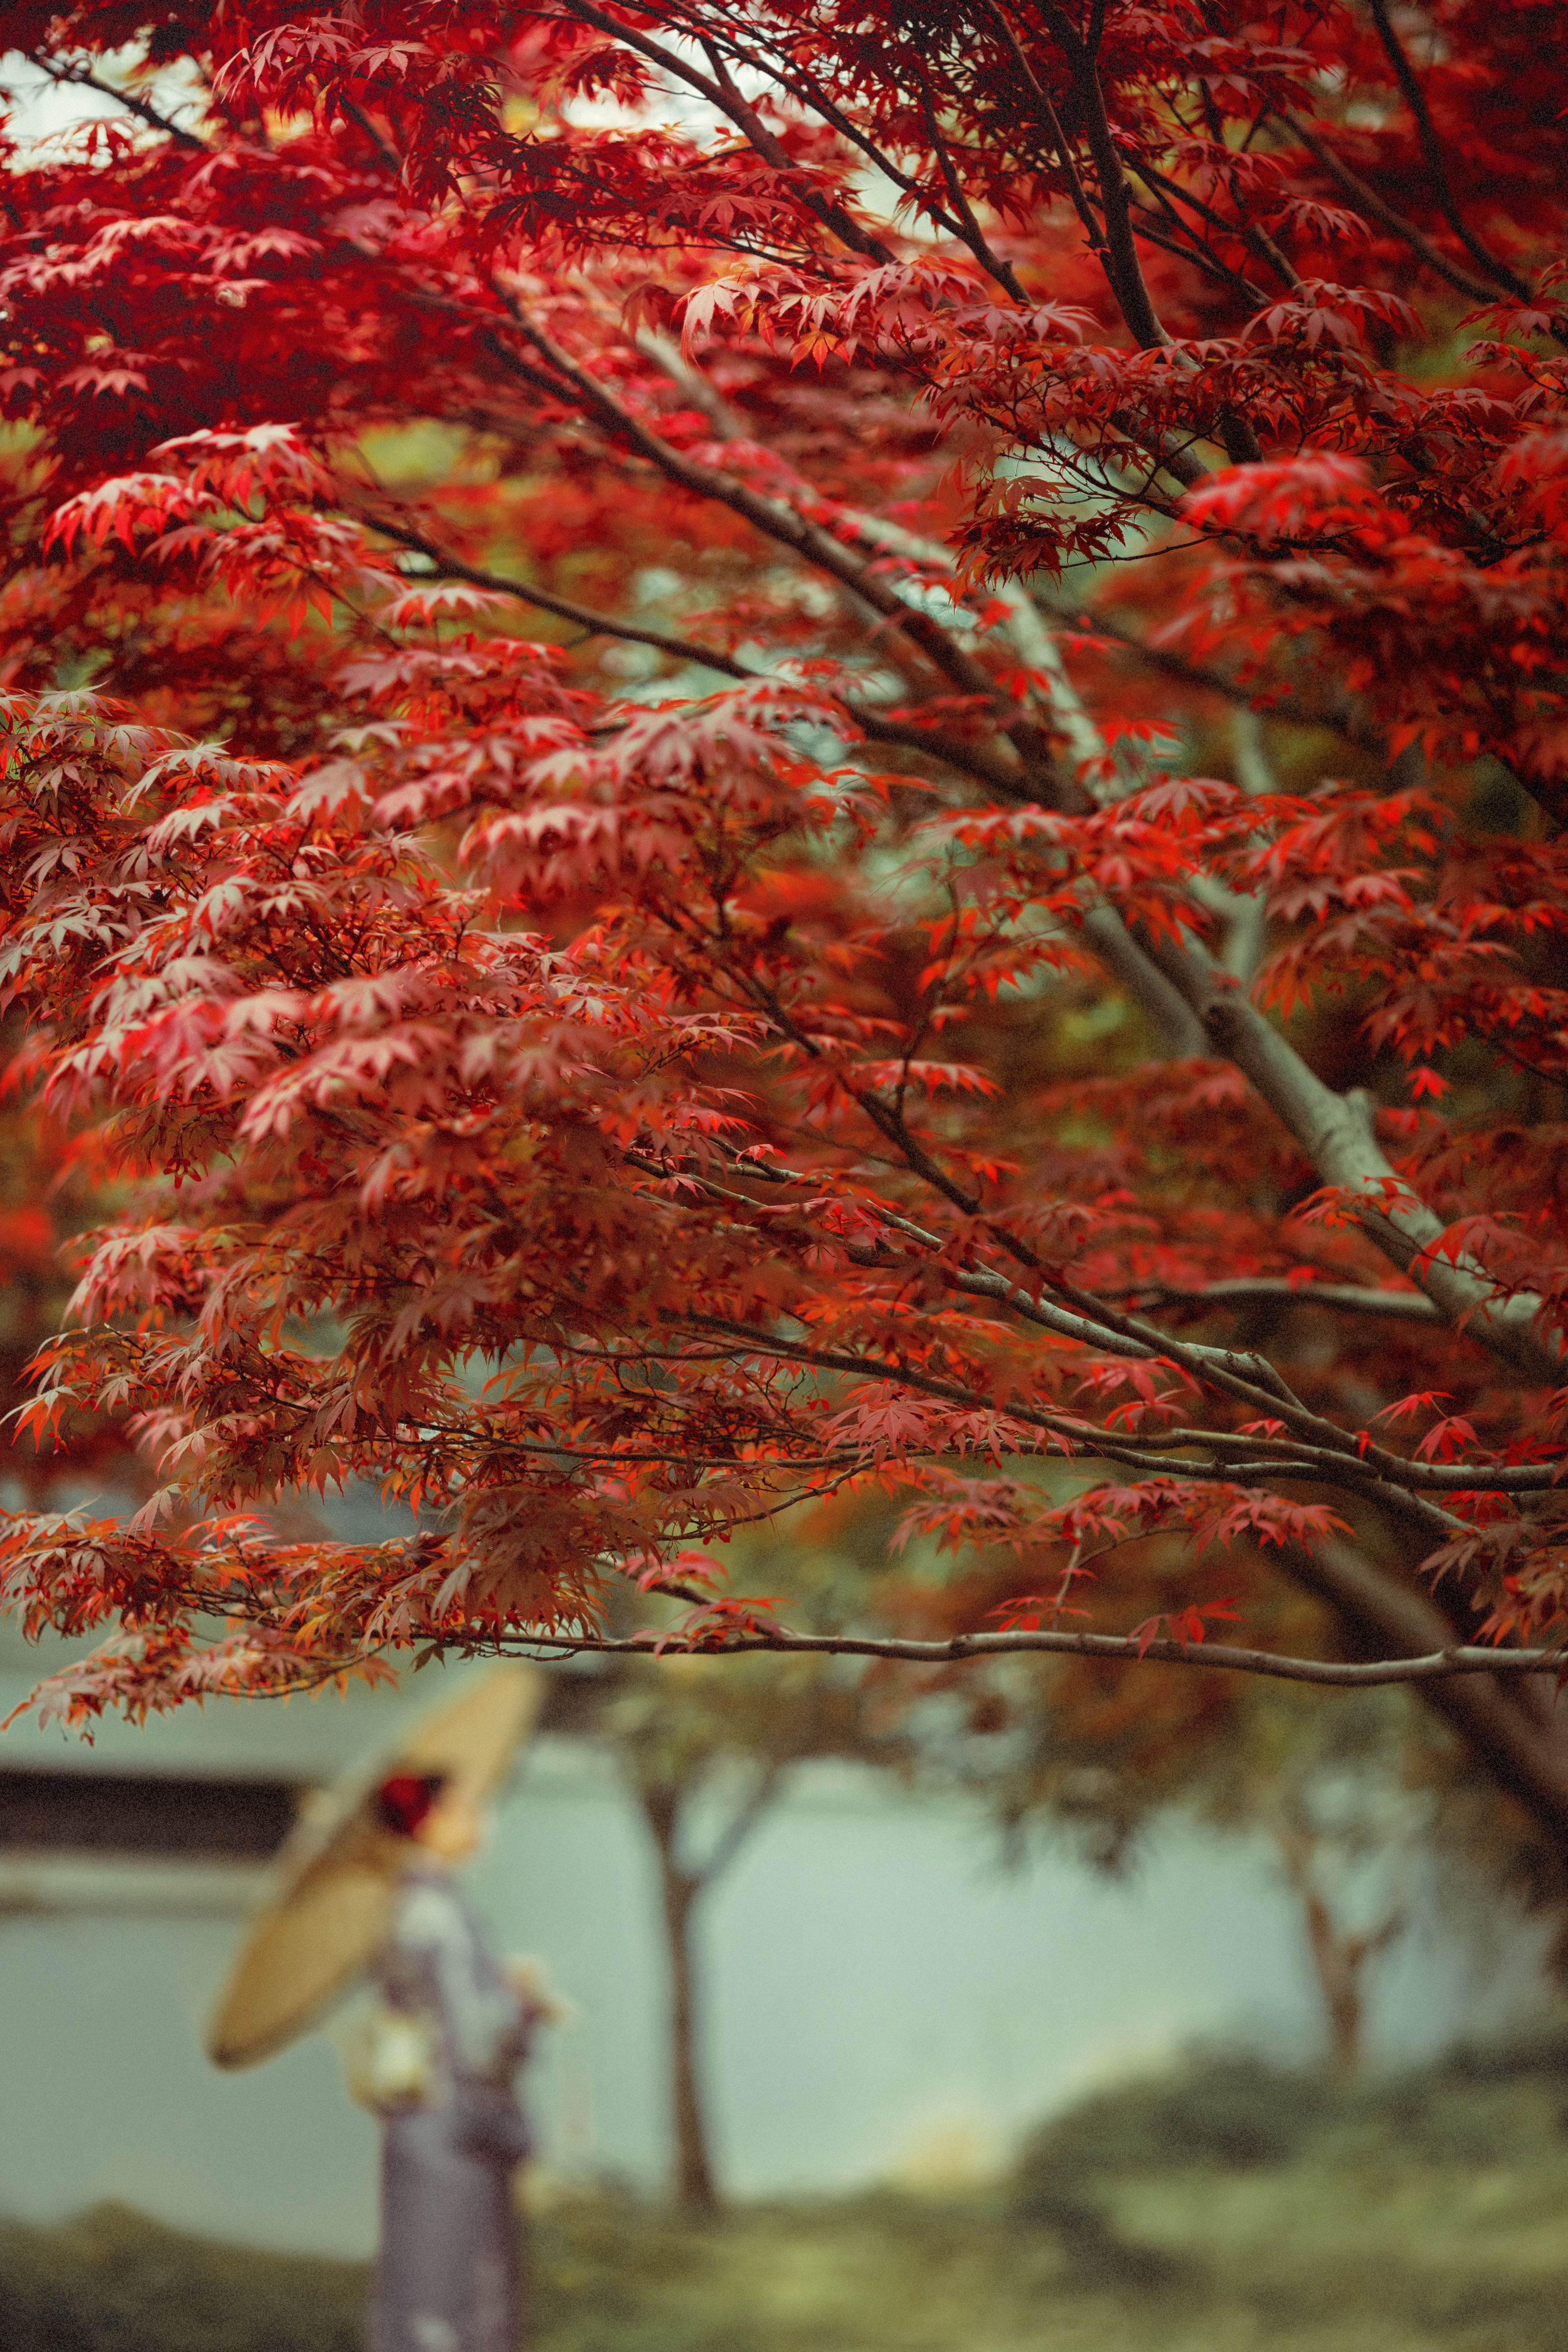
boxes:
[548,1533,916,2208]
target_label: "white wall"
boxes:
[0,1736,1543,2256]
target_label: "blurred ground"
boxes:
[6,2029,1567,2352]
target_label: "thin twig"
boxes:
[979,0,1110,264]
[1125,156,1295,293]
[914,66,1030,304]
[360,513,757,678]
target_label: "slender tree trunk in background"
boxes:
[630,1764,789,2210]
[661,1858,718,2213]
[1301,1882,1368,2072]
[637,1784,721,2212]
[1275,1823,1404,2073]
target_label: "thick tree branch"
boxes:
[1034,5,1168,347]
[1141,938,1566,1383]
[827,454,1521,1303]
[338,93,404,174]
[1185,707,1272,981]
[1121,1278,1440,1324]
[692,485,1563,1394]
[780,498,1209,1052]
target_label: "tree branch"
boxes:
[979,0,1112,264]
[1034,5,1170,347]
[358,509,1086,803]
[1280,1538,1568,1851]
[481,293,1064,746]
[1034,598,1382,749]
[914,67,1030,304]
[790,501,1209,1052]
[670,1308,1537,1516]
[990,11,1258,462]
[1021,2,1255,467]
[692,1760,787,1888]
[1362,0,1535,302]
[339,93,404,174]
[361,514,756,677]
[1124,203,1269,303]
[20,50,207,152]
[413,315,1558,1387]
[510,346,1559,1390]
[1277,107,1564,343]
[1119,1278,1440,1324]
[504,1621,1563,1688]
[1139,940,1566,1383]
[552,0,896,265]
[704,20,1031,304]
[1124,156,1293,294]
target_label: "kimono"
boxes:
[368,1864,538,2352]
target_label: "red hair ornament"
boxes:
[375,1773,445,1838]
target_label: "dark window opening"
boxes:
[0,1771,302,1860]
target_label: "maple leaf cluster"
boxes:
[1,1,1566,1843]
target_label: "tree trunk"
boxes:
[638,1785,721,2211]
[1302,1886,1365,2070]
[1274,1821,1404,2072]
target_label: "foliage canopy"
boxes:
[2,2,1568,1847]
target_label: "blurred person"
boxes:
[358,1771,551,2352]
[208,1669,548,2350]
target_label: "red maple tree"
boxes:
[2,3,1568,1850]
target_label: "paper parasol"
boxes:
[206,1663,542,2071]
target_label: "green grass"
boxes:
[8,2030,1568,2351]
[0,2202,365,2352]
